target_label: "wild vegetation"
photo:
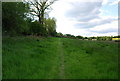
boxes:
[2,37,118,79]
[2,0,119,79]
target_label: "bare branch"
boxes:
[29,12,38,16]
[30,9,39,15]
[35,0,42,7]
[44,0,57,10]
[29,1,40,12]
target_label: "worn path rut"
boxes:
[58,38,65,79]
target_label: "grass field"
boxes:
[2,36,118,79]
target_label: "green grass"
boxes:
[62,38,118,79]
[3,36,60,79]
[2,36,118,79]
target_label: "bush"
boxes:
[30,21,48,36]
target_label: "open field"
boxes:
[2,36,118,79]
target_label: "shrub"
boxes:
[30,21,48,36]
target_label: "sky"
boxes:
[49,0,119,37]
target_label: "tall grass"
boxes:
[3,36,60,79]
[2,37,118,79]
[62,38,118,79]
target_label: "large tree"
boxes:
[25,0,57,27]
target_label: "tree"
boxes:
[84,37,88,39]
[44,18,56,36]
[2,2,29,35]
[56,32,63,37]
[76,36,83,39]
[25,0,57,27]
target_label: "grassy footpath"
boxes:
[58,38,65,79]
[2,36,118,79]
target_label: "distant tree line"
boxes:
[55,33,119,41]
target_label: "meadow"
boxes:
[2,36,118,79]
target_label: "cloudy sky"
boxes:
[49,0,119,37]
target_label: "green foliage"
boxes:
[30,21,48,36]
[84,37,88,39]
[2,2,57,37]
[106,37,112,41]
[91,37,95,39]
[2,2,29,36]
[88,37,92,40]
[76,36,83,39]
[97,36,112,41]
[56,32,63,37]
[65,34,72,37]
[44,18,57,36]
[113,35,120,38]
[64,34,76,39]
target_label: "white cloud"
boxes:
[65,1,102,22]
[89,21,118,34]
[74,16,117,29]
[49,0,118,37]
[109,0,119,5]
[102,0,109,5]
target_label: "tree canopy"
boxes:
[2,2,29,35]
[2,1,57,37]
[25,0,57,26]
